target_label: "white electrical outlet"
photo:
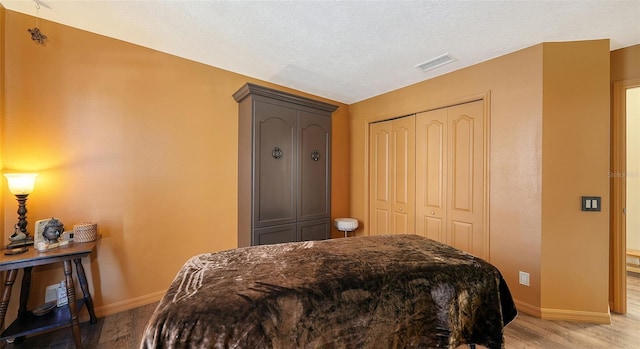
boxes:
[519,271,530,286]
[45,284,58,303]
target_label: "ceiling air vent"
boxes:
[415,53,454,72]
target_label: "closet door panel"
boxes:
[425,217,445,241]
[416,109,447,241]
[446,101,485,257]
[369,122,392,235]
[254,101,297,228]
[298,112,331,221]
[393,211,411,235]
[450,115,474,212]
[367,100,486,258]
[391,116,416,234]
[450,220,473,252]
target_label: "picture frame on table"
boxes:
[34,218,57,246]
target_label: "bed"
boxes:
[140,234,517,349]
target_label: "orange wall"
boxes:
[540,41,610,321]
[0,5,5,258]
[611,44,640,82]
[609,44,640,308]
[1,11,349,316]
[1,8,620,323]
[350,44,544,312]
[350,40,612,321]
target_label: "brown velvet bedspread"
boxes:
[140,234,516,349]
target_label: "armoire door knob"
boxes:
[272,146,283,159]
[311,149,320,161]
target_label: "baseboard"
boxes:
[627,263,640,274]
[513,299,541,317]
[92,292,610,325]
[512,300,610,324]
[94,290,165,318]
[541,307,611,324]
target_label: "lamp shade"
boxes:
[4,173,38,195]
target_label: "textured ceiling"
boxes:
[2,0,639,103]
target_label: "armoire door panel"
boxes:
[369,122,392,235]
[235,83,337,247]
[254,224,297,246]
[391,116,416,234]
[298,112,331,221]
[254,101,297,228]
[297,218,330,241]
[416,109,447,241]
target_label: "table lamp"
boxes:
[4,173,38,246]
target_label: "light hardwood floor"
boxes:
[503,272,640,348]
[3,273,639,348]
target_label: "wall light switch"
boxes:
[519,271,530,286]
[581,196,601,212]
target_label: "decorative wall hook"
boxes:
[28,1,48,45]
[28,27,47,44]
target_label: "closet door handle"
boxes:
[272,146,283,159]
[311,150,320,161]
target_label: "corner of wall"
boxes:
[611,44,640,82]
[540,39,611,317]
[1,4,6,233]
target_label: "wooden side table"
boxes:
[0,241,98,348]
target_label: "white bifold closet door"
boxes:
[368,116,416,235]
[415,100,486,259]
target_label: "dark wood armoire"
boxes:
[233,83,338,246]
